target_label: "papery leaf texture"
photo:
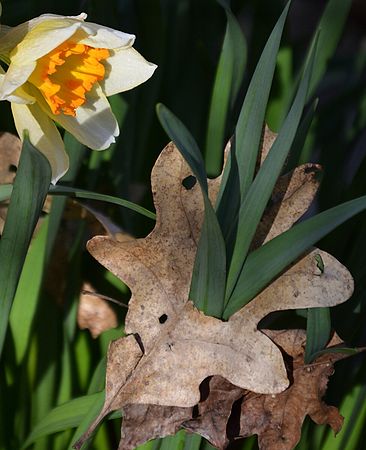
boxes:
[76,138,353,449]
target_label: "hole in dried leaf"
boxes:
[227,395,244,441]
[199,377,211,402]
[182,175,197,190]
[159,314,168,324]
[192,404,199,419]
[8,164,17,173]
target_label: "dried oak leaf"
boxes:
[0,131,21,183]
[77,282,118,338]
[76,137,353,449]
[120,404,193,450]
[0,132,21,233]
[182,375,244,449]
[0,132,52,233]
[182,330,349,450]
[251,163,321,249]
[238,329,347,450]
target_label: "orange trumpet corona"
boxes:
[29,40,109,116]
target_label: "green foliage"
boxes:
[0,137,51,356]
[157,103,226,317]
[204,1,247,176]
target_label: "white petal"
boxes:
[0,14,86,56]
[6,86,35,104]
[0,67,34,103]
[101,47,157,96]
[0,18,83,99]
[10,18,81,65]
[35,83,119,150]
[76,22,135,49]
[11,102,69,183]
[0,62,36,100]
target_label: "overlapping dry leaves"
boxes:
[76,128,354,450]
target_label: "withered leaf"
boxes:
[0,132,21,233]
[0,132,21,183]
[77,282,118,338]
[183,376,243,449]
[259,124,277,166]
[117,331,350,450]
[76,140,353,449]
[252,163,321,249]
[238,329,346,450]
[120,404,193,450]
[0,132,52,234]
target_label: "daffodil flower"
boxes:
[0,13,157,183]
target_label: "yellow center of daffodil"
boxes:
[29,40,109,116]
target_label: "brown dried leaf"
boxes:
[252,163,321,248]
[119,404,193,450]
[118,331,350,450]
[77,282,118,338]
[259,124,277,166]
[183,376,243,449]
[0,132,22,233]
[0,132,21,183]
[238,329,346,450]
[76,142,353,448]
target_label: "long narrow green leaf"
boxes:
[156,103,226,317]
[223,194,366,319]
[279,0,352,124]
[9,217,49,364]
[69,393,106,450]
[50,186,156,220]
[285,98,318,170]
[22,393,104,448]
[0,185,156,220]
[308,0,352,96]
[205,2,246,176]
[0,137,51,357]
[224,32,318,303]
[304,307,331,363]
[156,105,208,192]
[216,1,290,242]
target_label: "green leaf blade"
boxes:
[157,103,226,317]
[49,185,156,220]
[9,217,49,364]
[0,137,51,357]
[205,6,247,176]
[224,30,319,303]
[216,1,291,241]
[305,307,331,364]
[23,393,104,449]
[308,0,353,96]
[224,195,366,319]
